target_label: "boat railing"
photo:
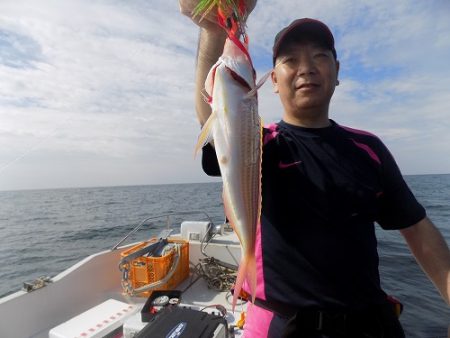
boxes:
[111,211,215,250]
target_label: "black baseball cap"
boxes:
[273,18,337,66]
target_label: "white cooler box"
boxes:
[49,299,139,338]
[122,311,147,338]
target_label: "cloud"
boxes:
[0,0,449,190]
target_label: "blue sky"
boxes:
[1,0,449,191]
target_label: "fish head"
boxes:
[221,38,255,91]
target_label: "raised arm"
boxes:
[179,0,256,126]
[400,217,450,305]
[193,29,226,126]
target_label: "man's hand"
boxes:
[179,0,257,32]
[179,0,257,126]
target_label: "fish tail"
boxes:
[232,253,257,312]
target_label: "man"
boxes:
[180,1,450,337]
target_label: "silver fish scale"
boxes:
[241,97,260,168]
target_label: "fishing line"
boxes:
[0,16,158,178]
[0,117,74,176]
[3,4,201,183]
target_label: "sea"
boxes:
[0,175,449,337]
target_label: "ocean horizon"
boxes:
[2,172,449,193]
[0,174,449,337]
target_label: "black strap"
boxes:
[253,298,406,338]
[253,297,297,318]
[254,298,349,333]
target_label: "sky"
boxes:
[1,0,450,191]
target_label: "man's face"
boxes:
[271,39,339,123]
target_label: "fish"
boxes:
[194,9,266,310]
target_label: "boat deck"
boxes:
[0,222,247,337]
[120,274,247,337]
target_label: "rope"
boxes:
[192,256,237,292]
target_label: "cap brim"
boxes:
[273,19,336,65]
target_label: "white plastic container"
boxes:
[180,221,211,242]
[122,311,147,338]
[49,299,138,338]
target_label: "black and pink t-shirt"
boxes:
[202,119,425,337]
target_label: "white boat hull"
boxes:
[0,228,244,338]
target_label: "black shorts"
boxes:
[279,305,405,338]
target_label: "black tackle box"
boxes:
[136,306,228,338]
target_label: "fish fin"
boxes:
[232,253,257,312]
[256,69,272,90]
[245,69,272,98]
[205,62,220,102]
[201,88,212,104]
[194,112,216,157]
[222,186,241,241]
